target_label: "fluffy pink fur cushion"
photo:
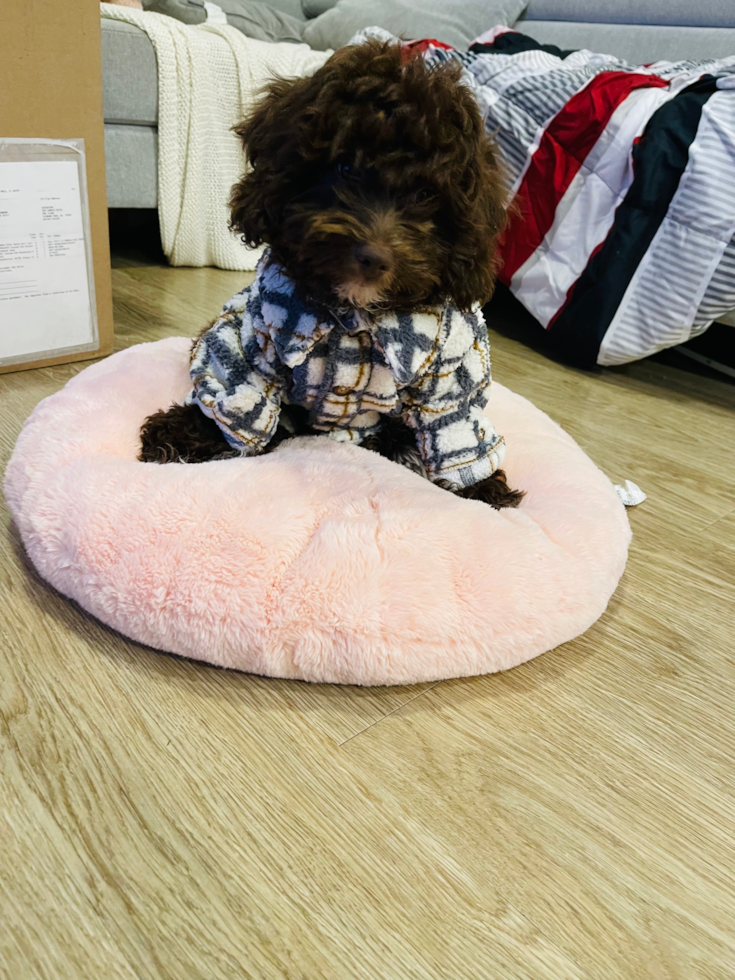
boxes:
[4,338,630,685]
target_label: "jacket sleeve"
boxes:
[401,308,506,488]
[186,313,286,454]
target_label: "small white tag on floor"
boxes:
[614,480,647,507]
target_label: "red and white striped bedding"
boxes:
[424,32,735,366]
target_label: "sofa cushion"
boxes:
[301,0,336,17]
[257,0,306,19]
[142,0,306,39]
[218,0,305,40]
[517,20,735,64]
[523,0,735,29]
[303,0,528,52]
[142,0,205,24]
[102,20,158,126]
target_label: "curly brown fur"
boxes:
[140,42,523,507]
[139,404,240,464]
[362,417,427,477]
[229,41,507,312]
[139,403,315,463]
[454,471,525,509]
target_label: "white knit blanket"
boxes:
[100,5,330,269]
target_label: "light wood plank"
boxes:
[342,585,735,978]
[0,543,591,980]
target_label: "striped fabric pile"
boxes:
[425,31,735,366]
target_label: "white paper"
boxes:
[0,159,95,363]
[614,479,647,507]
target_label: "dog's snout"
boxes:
[353,243,394,279]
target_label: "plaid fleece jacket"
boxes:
[186,252,505,488]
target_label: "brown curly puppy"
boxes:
[140,41,523,509]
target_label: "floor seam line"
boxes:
[698,504,735,530]
[338,682,443,747]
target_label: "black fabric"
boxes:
[679,321,735,376]
[547,76,719,366]
[469,32,575,60]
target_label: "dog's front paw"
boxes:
[453,470,525,510]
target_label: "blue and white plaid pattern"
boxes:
[186,252,505,487]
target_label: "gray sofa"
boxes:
[102,0,735,208]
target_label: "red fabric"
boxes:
[498,71,669,285]
[401,38,454,59]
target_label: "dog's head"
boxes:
[229,41,507,313]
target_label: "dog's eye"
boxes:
[337,161,355,179]
[415,188,436,204]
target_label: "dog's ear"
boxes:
[229,76,313,247]
[433,76,508,312]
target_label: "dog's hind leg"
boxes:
[361,420,524,509]
[138,403,239,463]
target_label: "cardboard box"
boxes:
[0,0,113,374]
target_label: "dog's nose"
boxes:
[352,243,394,280]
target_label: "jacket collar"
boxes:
[255,251,444,381]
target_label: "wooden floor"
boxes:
[2,253,735,980]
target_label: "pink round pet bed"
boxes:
[4,338,631,686]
